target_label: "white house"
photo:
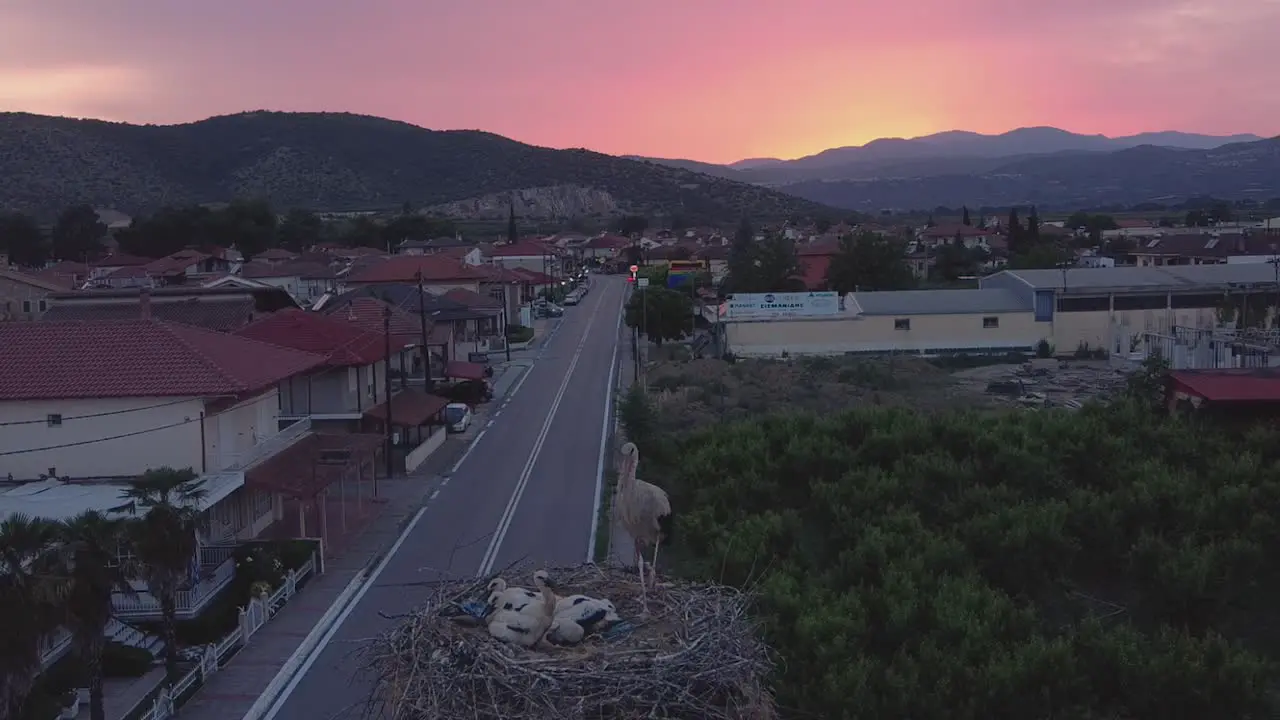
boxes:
[0,317,327,630]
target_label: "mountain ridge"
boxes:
[0,111,835,222]
[632,126,1266,185]
[777,136,1280,211]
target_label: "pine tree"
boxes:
[962,206,971,226]
[1027,205,1041,244]
[1007,208,1023,255]
[507,204,518,244]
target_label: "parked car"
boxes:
[443,403,473,433]
[563,293,580,306]
[535,302,563,318]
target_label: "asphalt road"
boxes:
[264,275,628,720]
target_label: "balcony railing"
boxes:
[38,626,73,669]
[225,417,312,472]
[112,551,236,620]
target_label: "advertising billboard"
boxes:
[724,291,841,319]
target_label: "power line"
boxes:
[0,397,202,427]
[1,290,420,457]
[0,416,202,456]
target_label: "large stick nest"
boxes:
[361,563,776,719]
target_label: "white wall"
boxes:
[0,391,284,481]
[203,391,283,472]
[0,397,207,480]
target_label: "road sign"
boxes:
[637,278,649,288]
[629,264,639,273]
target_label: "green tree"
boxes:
[277,209,323,252]
[59,512,135,720]
[1026,205,1041,244]
[962,206,971,226]
[617,215,648,237]
[51,204,107,261]
[624,286,693,346]
[507,204,518,244]
[1010,242,1072,269]
[0,515,66,719]
[933,234,977,281]
[213,199,277,260]
[336,217,385,249]
[825,231,914,293]
[1006,207,1023,254]
[117,468,205,686]
[728,229,804,294]
[0,211,47,266]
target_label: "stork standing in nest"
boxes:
[615,442,671,607]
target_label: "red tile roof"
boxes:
[800,256,832,290]
[508,268,555,284]
[585,234,631,250]
[235,309,390,366]
[345,256,487,284]
[490,241,556,258]
[146,250,211,277]
[362,389,449,426]
[95,252,152,268]
[446,360,487,381]
[255,248,299,261]
[0,269,69,292]
[241,260,335,279]
[443,288,501,309]
[474,265,526,284]
[0,319,325,400]
[328,297,445,348]
[1169,370,1280,402]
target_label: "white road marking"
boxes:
[259,501,431,720]
[430,489,439,500]
[586,283,627,562]
[476,289,611,577]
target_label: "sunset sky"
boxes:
[2,0,1277,164]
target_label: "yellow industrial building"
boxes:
[714,264,1280,358]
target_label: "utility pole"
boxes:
[502,304,512,362]
[416,271,433,391]
[382,303,395,479]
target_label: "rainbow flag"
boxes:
[666,269,693,288]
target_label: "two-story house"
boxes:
[241,260,339,302]
[235,309,404,430]
[343,255,489,295]
[0,269,66,320]
[324,284,502,365]
[41,286,298,332]
[581,234,631,263]
[0,318,328,635]
[488,240,561,275]
[145,250,234,286]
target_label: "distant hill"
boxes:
[0,111,834,222]
[778,137,1280,211]
[641,127,1266,184]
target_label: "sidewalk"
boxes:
[176,439,470,720]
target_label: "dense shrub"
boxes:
[633,397,1280,719]
[505,324,534,344]
[101,642,153,678]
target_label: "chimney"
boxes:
[139,288,151,320]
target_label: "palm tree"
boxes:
[0,515,67,720]
[59,512,135,720]
[116,468,205,686]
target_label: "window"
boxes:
[46,413,62,427]
[1058,295,1111,313]
[983,316,999,328]
[37,300,47,312]
[348,367,358,393]
[22,300,31,313]
[894,318,911,331]
[1113,294,1167,312]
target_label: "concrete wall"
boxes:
[404,427,447,472]
[725,312,1041,356]
[0,391,280,480]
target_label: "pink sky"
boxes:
[2,0,1277,164]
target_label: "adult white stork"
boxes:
[614,442,671,607]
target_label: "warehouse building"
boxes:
[717,289,1039,356]
[980,264,1280,355]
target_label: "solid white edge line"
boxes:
[475,292,604,577]
[586,282,627,562]
[256,502,432,720]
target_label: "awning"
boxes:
[446,360,486,381]
[245,433,384,499]
[363,389,449,426]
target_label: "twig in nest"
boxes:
[359,563,777,719]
